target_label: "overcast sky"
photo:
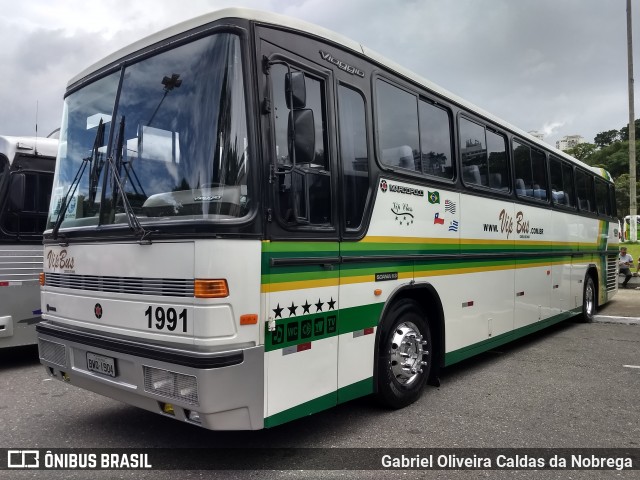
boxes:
[1,0,638,147]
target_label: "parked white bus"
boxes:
[622,215,639,241]
[38,9,619,430]
[0,135,56,348]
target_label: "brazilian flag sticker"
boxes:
[428,191,440,204]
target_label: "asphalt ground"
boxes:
[595,287,640,323]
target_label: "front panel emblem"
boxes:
[94,303,103,319]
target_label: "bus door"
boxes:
[258,31,340,426]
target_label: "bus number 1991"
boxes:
[145,306,187,332]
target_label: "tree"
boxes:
[585,140,640,178]
[594,129,619,148]
[614,173,640,218]
[564,143,596,161]
[619,118,640,141]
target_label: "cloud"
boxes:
[0,0,639,147]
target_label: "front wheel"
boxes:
[581,274,596,323]
[376,299,432,409]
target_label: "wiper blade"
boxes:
[108,116,154,244]
[52,119,105,240]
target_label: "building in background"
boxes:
[528,130,545,142]
[556,134,585,151]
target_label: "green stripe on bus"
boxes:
[444,307,582,366]
[264,391,336,428]
[264,377,374,428]
[265,303,383,352]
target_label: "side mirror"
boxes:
[288,109,315,165]
[7,173,25,212]
[285,71,306,109]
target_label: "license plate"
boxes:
[86,352,116,377]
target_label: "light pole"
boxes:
[628,0,637,242]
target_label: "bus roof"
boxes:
[68,7,611,182]
[0,135,58,164]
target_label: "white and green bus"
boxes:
[38,8,619,430]
[0,135,56,349]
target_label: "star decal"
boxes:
[327,297,336,310]
[301,300,311,314]
[315,298,324,312]
[288,302,298,317]
[272,303,283,319]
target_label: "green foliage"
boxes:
[584,140,639,178]
[594,129,619,148]
[613,174,640,218]
[619,118,640,141]
[565,143,596,161]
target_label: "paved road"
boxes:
[1,317,638,479]
[596,288,640,322]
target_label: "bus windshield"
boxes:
[47,32,249,231]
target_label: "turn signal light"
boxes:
[39,272,45,286]
[194,279,229,298]
[240,314,258,325]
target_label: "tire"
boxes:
[581,274,596,323]
[376,299,432,409]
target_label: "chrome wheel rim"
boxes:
[585,280,594,316]
[388,321,428,386]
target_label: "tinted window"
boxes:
[1,171,53,235]
[609,185,617,217]
[418,100,453,179]
[459,118,510,191]
[562,162,575,207]
[531,149,548,200]
[550,157,575,208]
[595,178,611,216]
[487,130,509,190]
[338,85,369,229]
[513,140,547,200]
[513,140,533,195]
[376,80,419,171]
[576,170,595,212]
[460,117,487,186]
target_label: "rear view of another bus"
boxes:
[0,135,57,348]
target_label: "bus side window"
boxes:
[271,63,331,226]
[338,85,369,230]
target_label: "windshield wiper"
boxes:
[51,119,106,241]
[108,116,155,244]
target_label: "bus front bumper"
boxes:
[36,321,264,430]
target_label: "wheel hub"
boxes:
[388,321,428,386]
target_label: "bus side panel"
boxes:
[262,242,340,427]
[572,217,601,307]
[514,203,552,328]
[0,244,43,348]
[551,210,575,315]
[447,193,514,352]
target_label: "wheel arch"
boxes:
[373,282,445,391]
[586,263,599,304]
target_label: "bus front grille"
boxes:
[45,273,194,297]
[606,254,618,291]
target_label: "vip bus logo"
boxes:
[380,180,388,192]
[46,249,75,271]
